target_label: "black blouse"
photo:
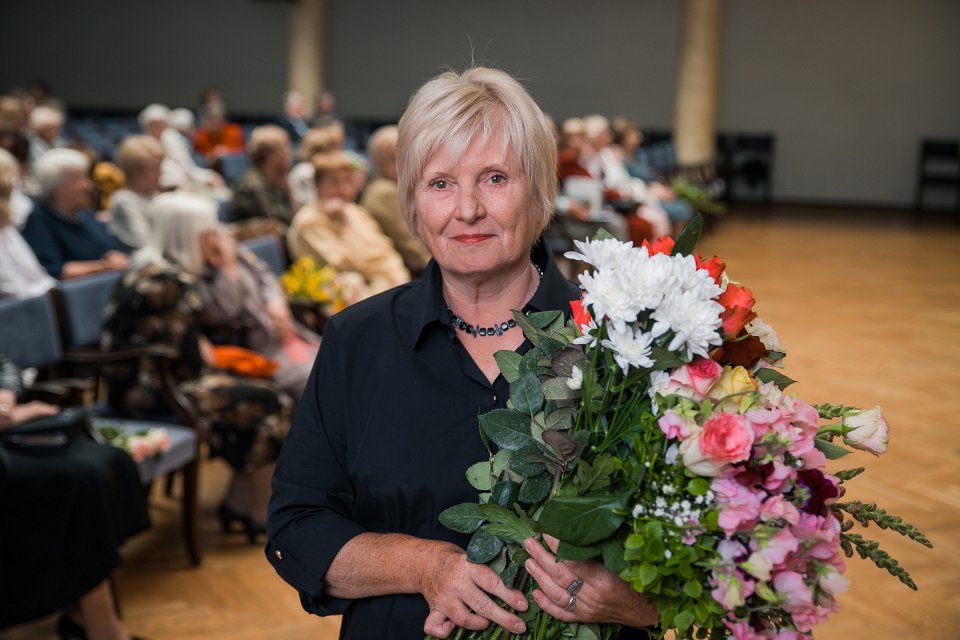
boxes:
[266,242,580,639]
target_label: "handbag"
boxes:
[0,406,91,449]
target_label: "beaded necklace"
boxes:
[445,262,543,338]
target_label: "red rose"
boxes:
[641,236,675,255]
[718,283,757,338]
[570,298,592,335]
[696,255,726,285]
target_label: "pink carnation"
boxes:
[658,410,691,440]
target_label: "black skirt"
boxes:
[0,427,150,628]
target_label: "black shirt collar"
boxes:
[403,239,579,349]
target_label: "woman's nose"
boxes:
[455,184,484,223]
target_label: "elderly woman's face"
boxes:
[54,167,94,213]
[415,136,533,279]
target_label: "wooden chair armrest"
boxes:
[63,345,179,364]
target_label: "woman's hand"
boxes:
[420,541,529,638]
[202,227,239,277]
[0,390,59,430]
[265,296,295,340]
[523,535,658,628]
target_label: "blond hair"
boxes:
[115,135,164,180]
[247,124,289,167]
[396,67,557,241]
[311,152,353,186]
[0,148,18,228]
[367,125,398,177]
[298,125,344,162]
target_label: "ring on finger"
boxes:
[565,594,577,611]
[566,577,583,595]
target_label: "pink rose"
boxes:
[681,437,724,477]
[662,357,723,401]
[700,413,754,464]
[127,436,151,463]
[842,405,889,455]
[658,410,692,440]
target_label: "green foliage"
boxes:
[494,350,523,384]
[840,533,920,590]
[754,367,796,389]
[833,467,866,482]
[467,527,505,564]
[438,503,486,534]
[671,213,703,257]
[813,437,851,460]
[479,409,536,451]
[835,501,932,548]
[512,371,545,415]
[537,495,625,546]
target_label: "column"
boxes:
[287,0,327,100]
[673,0,723,170]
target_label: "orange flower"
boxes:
[718,283,757,338]
[642,236,675,255]
[570,298,592,335]
[697,255,726,285]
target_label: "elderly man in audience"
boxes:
[140,103,225,195]
[359,125,431,277]
[20,148,129,279]
[106,135,165,249]
[229,125,294,225]
[0,148,55,298]
[26,105,65,168]
[288,152,410,297]
[278,91,310,146]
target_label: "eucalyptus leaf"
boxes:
[491,479,520,508]
[755,367,797,389]
[465,460,493,491]
[814,437,851,460]
[683,580,703,598]
[479,409,536,451]
[518,472,552,504]
[467,527,504,563]
[556,541,601,561]
[511,371,545,416]
[541,376,580,401]
[671,213,703,257]
[439,503,486,534]
[538,495,625,546]
[494,350,523,384]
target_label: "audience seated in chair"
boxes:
[0,353,148,640]
[277,91,310,146]
[287,124,345,210]
[229,125,294,225]
[0,149,55,298]
[196,226,319,399]
[287,152,410,297]
[20,148,130,280]
[26,105,65,169]
[139,103,226,196]
[103,191,292,539]
[360,125,432,277]
[192,101,245,167]
[106,135,164,249]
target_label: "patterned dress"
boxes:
[102,263,290,471]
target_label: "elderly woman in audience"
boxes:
[196,225,320,399]
[106,135,164,249]
[229,125,294,224]
[26,105,65,167]
[0,148,55,297]
[0,354,149,640]
[287,151,410,297]
[139,103,225,196]
[20,148,129,279]
[103,191,291,538]
[193,101,245,165]
[360,125,432,276]
[287,125,344,209]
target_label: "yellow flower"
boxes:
[707,366,757,412]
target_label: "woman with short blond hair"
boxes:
[106,135,165,248]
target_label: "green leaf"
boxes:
[439,503,486,534]
[683,580,703,598]
[638,562,658,587]
[467,526,504,563]
[511,371,545,415]
[674,610,695,633]
[494,350,523,384]
[671,213,703,257]
[513,311,547,347]
[518,472,552,504]
[815,437,851,460]
[601,538,626,574]
[686,478,711,496]
[541,376,580,401]
[538,495,625,546]
[465,461,493,491]
[754,367,797,389]
[492,448,512,476]
[551,346,588,378]
[545,406,577,431]
[509,444,548,477]
[491,479,520,508]
[527,310,563,329]
[556,541,602,561]
[539,335,568,358]
[479,409,535,451]
[477,503,536,543]
[571,623,600,640]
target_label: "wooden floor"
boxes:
[4,205,959,639]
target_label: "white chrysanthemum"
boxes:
[579,268,644,329]
[618,251,681,311]
[567,365,584,390]
[650,289,724,359]
[673,254,724,299]
[572,316,600,347]
[601,322,655,373]
[565,237,634,271]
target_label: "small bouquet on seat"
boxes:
[97,424,171,463]
[280,256,366,317]
[430,217,931,640]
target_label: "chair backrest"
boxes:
[54,271,124,349]
[242,235,286,275]
[0,293,63,370]
[218,153,250,185]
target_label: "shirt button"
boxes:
[275,549,283,560]
[492,395,497,403]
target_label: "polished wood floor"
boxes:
[4,206,959,639]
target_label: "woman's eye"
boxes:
[429,179,449,190]
[489,174,506,185]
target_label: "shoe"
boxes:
[56,615,86,640]
[217,503,249,533]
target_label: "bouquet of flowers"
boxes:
[280,256,366,317]
[97,424,171,463]
[431,217,931,640]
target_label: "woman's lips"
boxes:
[452,234,494,244]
